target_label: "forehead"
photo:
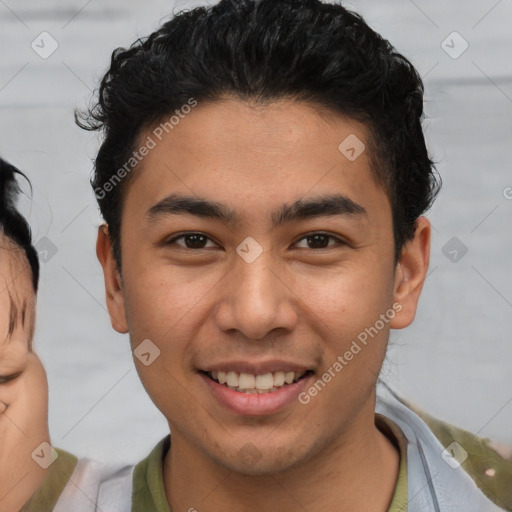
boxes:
[0,234,35,346]
[148,97,370,161]
[124,98,389,222]
[0,235,33,297]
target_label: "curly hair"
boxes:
[77,0,441,269]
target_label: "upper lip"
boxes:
[200,360,313,376]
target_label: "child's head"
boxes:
[0,159,50,512]
[0,158,39,349]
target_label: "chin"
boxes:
[212,442,308,477]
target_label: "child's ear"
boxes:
[96,224,128,333]
[390,216,431,329]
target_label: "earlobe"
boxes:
[390,216,431,329]
[96,224,129,334]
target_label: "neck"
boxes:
[163,393,400,512]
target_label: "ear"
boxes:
[390,216,431,329]
[96,224,129,334]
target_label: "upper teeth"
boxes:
[210,371,305,390]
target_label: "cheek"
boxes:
[299,258,394,329]
[122,268,209,379]
[123,268,182,338]
[300,270,395,417]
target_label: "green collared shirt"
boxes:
[21,408,512,511]
[131,414,409,512]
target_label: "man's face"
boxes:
[99,98,428,474]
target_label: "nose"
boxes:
[213,249,298,340]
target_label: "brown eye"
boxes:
[294,232,344,250]
[166,233,217,250]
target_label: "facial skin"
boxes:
[97,98,430,511]
[0,236,50,512]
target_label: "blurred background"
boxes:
[0,0,511,466]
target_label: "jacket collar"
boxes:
[376,380,505,511]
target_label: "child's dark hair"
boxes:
[77,0,441,269]
[0,158,39,293]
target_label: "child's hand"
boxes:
[0,268,50,512]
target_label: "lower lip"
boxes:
[199,372,314,416]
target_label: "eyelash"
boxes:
[165,232,346,251]
[0,372,21,385]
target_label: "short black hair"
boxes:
[77,0,441,269]
[0,158,39,293]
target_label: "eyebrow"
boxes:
[146,193,367,228]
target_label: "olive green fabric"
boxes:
[404,399,512,511]
[132,435,171,512]
[20,447,78,512]
[377,414,409,511]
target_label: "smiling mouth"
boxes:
[200,369,314,394]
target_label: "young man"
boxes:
[28,0,512,510]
